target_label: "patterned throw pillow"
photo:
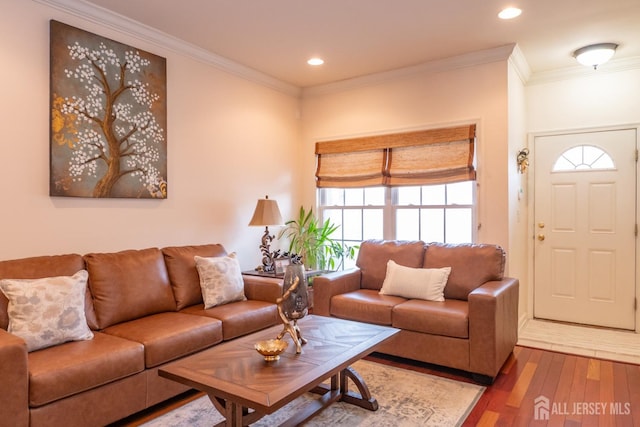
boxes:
[0,270,94,352]
[194,253,246,309]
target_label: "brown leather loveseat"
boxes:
[313,240,519,384]
[0,244,281,427]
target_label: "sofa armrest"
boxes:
[468,277,519,380]
[0,329,29,427]
[312,268,362,316]
[242,275,283,304]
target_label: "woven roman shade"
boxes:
[315,140,387,188]
[315,124,476,188]
[385,125,476,186]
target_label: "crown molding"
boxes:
[33,0,301,97]
[302,44,517,97]
[508,44,532,84]
[35,0,640,96]
[527,55,640,86]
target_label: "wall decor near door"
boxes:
[49,20,167,198]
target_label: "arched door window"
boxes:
[552,145,615,171]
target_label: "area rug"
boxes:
[143,360,484,426]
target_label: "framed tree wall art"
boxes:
[50,20,167,198]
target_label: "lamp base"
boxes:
[258,226,275,273]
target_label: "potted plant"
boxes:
[277,206,357,271]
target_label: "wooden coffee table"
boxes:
[159,315,399,426]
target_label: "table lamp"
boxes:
[248,195,283,273]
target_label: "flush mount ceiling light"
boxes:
[307,58,324,66]
[573,43,618,69]
[498,7,522,20]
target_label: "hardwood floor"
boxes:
[370,346,640,427]
[464,346,640,427]
[116,345,640,426]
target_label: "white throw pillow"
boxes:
[379,260,451,301]
[0,270,94,352]
[194,253,247,309]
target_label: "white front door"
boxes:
[534,129,637,330]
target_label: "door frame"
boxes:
[526,123,640,333]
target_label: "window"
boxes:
[319,187,385,269]
[394,181,475,243]
[318,181,476,269]
[315,124,477,269]
[553,145,615,171]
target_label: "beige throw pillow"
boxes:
[379,260,451,301]
[0,270,94,351]
[194,253,246,309]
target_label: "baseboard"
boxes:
[517,313,529,334]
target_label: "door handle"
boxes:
[537,234,545,241]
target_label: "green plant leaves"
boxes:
[277,206,356,270]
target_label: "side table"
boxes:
[242,268,326,310]
[241,268,326,279]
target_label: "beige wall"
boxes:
[0,1,301,269]
[300,61,511,253]
[507,62,529,324]
[527,68,640,131]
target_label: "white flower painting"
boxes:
[50,20,167,198]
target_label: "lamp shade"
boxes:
[573,43,618,69]
[249,196,283,226]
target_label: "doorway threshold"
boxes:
[518,318,640,365]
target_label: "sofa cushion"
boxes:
[102,312,222,367]
[424,243,505,300]
[330,289,406,325]
[356,240,426,290]
[27,331,144,407]
[162,244,228,310]
[0,270,94,351]
[84,248,176,329]
[181,299,278,340]
[392,299,469,338]
[195,253,246,308]
[0,254,86,331]
[379,260,450,302]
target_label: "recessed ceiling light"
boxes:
[307,58,324,66]
[498,7,522,20]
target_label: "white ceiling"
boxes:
[82,0,640,88]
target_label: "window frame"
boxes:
[317,182,478,268]
[552,144,616,172]
[391,182,477,243]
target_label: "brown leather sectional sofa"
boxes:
[313,240,519,384]
[0,244,282,427]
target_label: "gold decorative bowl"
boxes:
[255,339,288,361]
